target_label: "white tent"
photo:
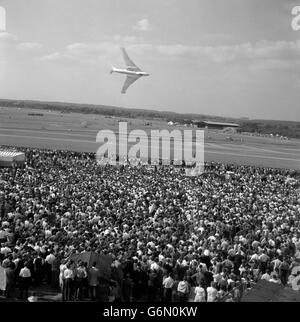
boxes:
[0,150,25,167]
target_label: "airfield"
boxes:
[0,107,299,170]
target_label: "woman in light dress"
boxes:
[194,282,206,302]
[206,282,218,302]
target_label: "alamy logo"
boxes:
[96,122,204,167]
[291,6,300,31]
[0,6,6,31]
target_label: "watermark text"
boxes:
[291,6,300,30]
[96,122,204,168]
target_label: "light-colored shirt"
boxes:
[163,276,174,289]
[207,286,217,302]
[177,281,189,294]
[45,253,56,265]
[194,286,206,302]
[19,267,31,278]
[76,266,87,279]
[272,259,282,270]
[150,262,160,271]
[64,268,74,279]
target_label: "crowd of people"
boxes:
[0,147,299,302]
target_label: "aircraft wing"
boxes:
[121,75,141,94]
[121,47,141,71]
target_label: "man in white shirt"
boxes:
[162,273,174,302]
[19,263,31,300]
[63,264,74,301]
[45,251,56,285]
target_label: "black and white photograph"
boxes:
[0,0,300,314]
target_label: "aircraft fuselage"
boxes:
[112,68,150,77]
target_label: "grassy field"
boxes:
[0,106,299,170]
[1,99,299,138]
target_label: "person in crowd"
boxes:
[261,269,271,281]
[269,273,282,284]
[147,269,158,302]
[88,262,99,300]
[59,259,68,295]
[4,263,15,298]
[177,276,190,302]
[33,253,44,287]
[194,282,206,302]
[109,280,121,302]
[171,274,180,302]
[19,262,31,300]
[98,277,111,302]
[63,263,74,301]
[162,272,174,302]
[44,250,56,285]
[207,282,218,302]
[74,261,87,300]
[279,258,290,286]
[123,274,134,302]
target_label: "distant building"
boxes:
[196,121,240,130]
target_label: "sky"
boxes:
[0,0,299,121]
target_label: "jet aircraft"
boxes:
[110,47,149,94]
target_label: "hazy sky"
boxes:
[0,0,299,121]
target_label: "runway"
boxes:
[0,127,299,169]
